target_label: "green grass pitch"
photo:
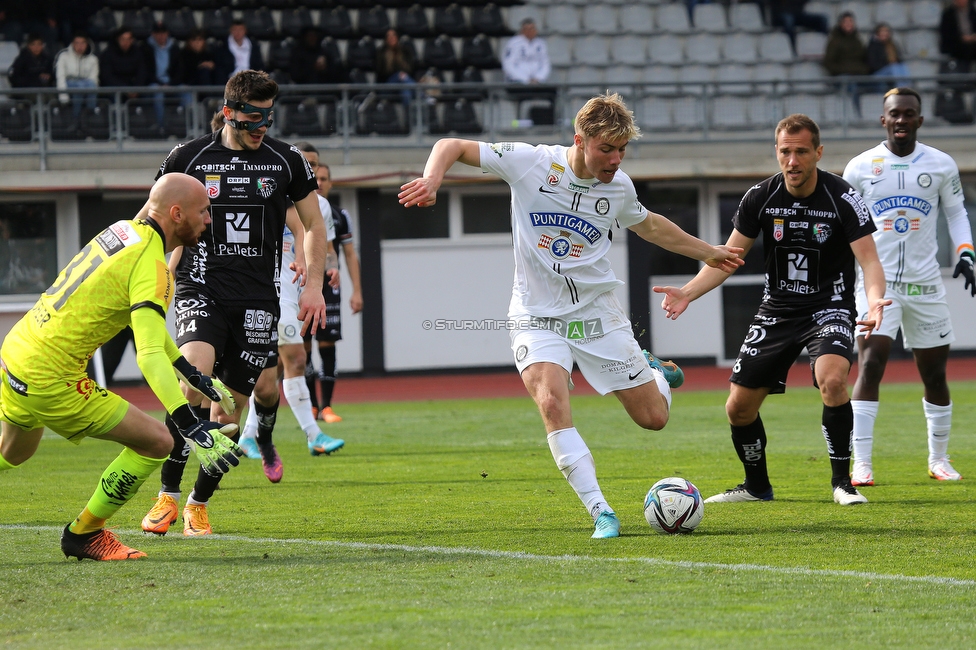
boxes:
[2,381,975,648]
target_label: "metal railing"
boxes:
[1,75,974,170]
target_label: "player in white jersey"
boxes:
[238,142,343,480]
[399,93,743,538]
[843,88,976,486]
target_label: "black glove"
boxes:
[170,404,243,477]
[953,251,975,297]
[173,356,236,415]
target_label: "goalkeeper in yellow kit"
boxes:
[0,173,244,561]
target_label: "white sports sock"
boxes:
[650,367,672,411]
[283,376,320,442]
[851,400,878,464]
[240,393,258,441]
[547,427,608,520]
[186,492,207,507]
[159,490,180,502]
[923,399,952,464]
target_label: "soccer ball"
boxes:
[643,477,704,534]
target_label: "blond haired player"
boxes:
[400,93,743,538]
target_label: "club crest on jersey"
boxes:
[538,230,584,260]
[256,177,277,198]
[773,218,784,241]
[883,210,920,234]
[595,198,610,215]
[547,162,565,186]
[918,173,932,188]
[813,223,831,244]
[871,157,884,176]
[205,174,220,198]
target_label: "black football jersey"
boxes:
[157,128,317,305]
[733,169,876,311]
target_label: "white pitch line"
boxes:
[7,524,974,588]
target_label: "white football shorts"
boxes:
[856,280,954,349]
[277,272,305,346]
[509,291,660,397]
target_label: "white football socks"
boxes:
[240,393,258,441]
[650,367,672,411]
[282,376,320,442]
[547,427,609,521]
[851,400,878,465]
[923,399,952,464]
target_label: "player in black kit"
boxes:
[654,114,891,506]
[140,70,330,536]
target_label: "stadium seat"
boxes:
[567,65,605,92]
[506,5,543,34]
[749,94,783,128]
[122,8,155,40]
[423,35,459,71]
[782,93,823,123]
[0,101,33,142]
[49,103,84,141]
[125,99,162,140]
[910,0,942,29]
[684,33,722,65]
[184,0,218,9]
[572,36,610,66]
[437,98,483,134]
[692,4,727,34]
[359,5,392,39]
[203,8,233,39]
[280,97,328,137]
[906,60,939,91]
[610,35,648,67]
[789,60,829,93]
[544,35,572,66]
[280,8,315,38]
[654,4,693,35]
[679,64,714,96]
[648,33,685,66]
[905,29,940,60]
[823,93,855,126]
[244,8,279,40]
[356,97,408,135]
[795,32,827,60]
[161,8,197,41]
[715,63,753,95]
[460,35,499,69]
[857,92,888,122]
[397,4,431,38]
[545,6,581,35]
[636,95,673,130]
[619,5,654,36]
[581,5,618,35]
[605,65,642,92]
[163,102,188,139]
[838,1,873,27]
[804,2,836,25]
[643,65,679,95]
[267,37,295,78]
[470,4,512,37]
[723,33,759,64]
[320,7,355,40]
[87,8,119,43]
[670,95,705,129]
[347,36,378,71]
[753,62,790,94]
[434,4,470,37]
[875,1,909,30]
[758,32,795,62]
[711,95,752,129]
[729,3,766,34]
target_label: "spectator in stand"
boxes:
[502,18,550,88]
[768,1,829,54]
[215,19,265,84]
[866,23,910,90]
[940,0,976,69]
[824,11,869,112]
[177,29,217,87]
[55,32,99,118]
[144,21,182,132]
[5,3,59,51]
[289,27,343,85]
[99,27,149,99]
[375,28,416,105]
[8,34,54,89]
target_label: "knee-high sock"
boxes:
[547,427,609,520]
[304,351,319,410]
[650,367,672,411]
[253,397,279,447]
[851,400,878,465]
[822,401,854,487]
[283,376,320,442]
[319,345,337,408]
[0,452,19,471]
[241,393,259,441]
[923,399,952,464]
[730,414,770,494]
[71,447,167,534]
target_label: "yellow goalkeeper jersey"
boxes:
[2,219,173,384]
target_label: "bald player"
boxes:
[0,173,243,561]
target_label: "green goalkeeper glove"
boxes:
[173,356,236,415]
[170,404,243,477]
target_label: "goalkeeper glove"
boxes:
[953,251,975,297]
[173,356,236,415]
[170,404,243,477]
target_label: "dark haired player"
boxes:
[844,88,975,485]
[655,114,891,506]
[140,70,329,536]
